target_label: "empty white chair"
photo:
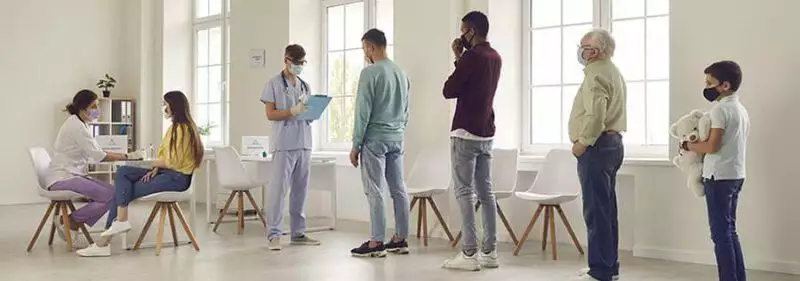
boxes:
[26,147,95,252]
[451,148,520,247]
[406,148,454,246]
[132,173,199,256]
[211,146,268,234]
[513,149,584,260]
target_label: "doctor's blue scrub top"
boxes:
[260,73,313,152]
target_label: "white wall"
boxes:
[0,0,131,204]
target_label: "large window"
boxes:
[321,0,393,150]
[193,0,230,147]
[523,0,669,157]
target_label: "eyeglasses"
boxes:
[287,57,307,65]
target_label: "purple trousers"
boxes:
[49,177,114,227]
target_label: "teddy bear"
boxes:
[669,110,712,197]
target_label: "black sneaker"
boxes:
[350,241,387,258]
[385,239,409,254]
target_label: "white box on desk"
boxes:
[241,136,269,156]
[96,135,128,153]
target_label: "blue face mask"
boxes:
[290,64,304,76]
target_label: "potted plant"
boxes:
[97,74,117,98]
[198,122,217,137]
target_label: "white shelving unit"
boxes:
[87,97,137,184]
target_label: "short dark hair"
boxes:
[704,60,743,92]
[361,28,387,47]
[65,89,98,115]
[284,44,306,61]
[462,11,489,38]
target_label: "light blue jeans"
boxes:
[360,140,410,242]
[451,137,497,252]
[267,149,311,239]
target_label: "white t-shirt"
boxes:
[450,129,493,141]
[45,115,107,188]
[702,95,749,180]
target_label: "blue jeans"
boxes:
[106,166,191,228]
[451,137,496,252]
[360,140,410,242]
[577,133,624,281]
[267,149,311,239]
[704,177,746,281]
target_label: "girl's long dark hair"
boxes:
[163,91,204,168]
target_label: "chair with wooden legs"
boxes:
[211,147,267,234]
[406,148,454,246]
[513,149,584,260]
[452,148,520,247]
[133,182,199,256]
[26,147,94,252]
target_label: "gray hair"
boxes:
[582,28,616,57]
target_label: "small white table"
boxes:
[202,154,339,233]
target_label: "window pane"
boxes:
[195,104,209,132]
[327,51,345,96]
[327,97,347,142]
[376,0,394,45]
[647,0,669,16]
[208,103,222,143]
[562,24,592,84]
[612,19,645,81]
[625,82,646,145]
[208,65,222,103]
[197,29,209,66]
[646,81,669,145]
[562,85,580,143]
[345,50,364,95]
[209,27,222,65]
[532,28,561,86]
[612,0,645,19]
[563,0,593,25]
[531,86,562,144]
[196,67,209,103]
[327,6,345,51]
[345,2,365,49]
[646,16,669,79]
[532,0,560,28]
[387,45,394,60]
[209,0,222,16]
[195,0,209,18]
[342,96,356,142]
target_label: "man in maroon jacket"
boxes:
[441,11,503,271]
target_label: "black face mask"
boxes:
[460,29,474,50]
[703,85,722,102]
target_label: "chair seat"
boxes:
[38,189,84,201]
[222,183,265,191]
[408,187,447,197]
[493,190,514,200]
[139,190,193,202]
[515,191,579,205]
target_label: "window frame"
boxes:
[192,0,230,148]
[319,0,387,151]
[521,0,669,158]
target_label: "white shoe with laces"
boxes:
[578,268,620,280]
[442,251,481,271]
[53,216,90,248]
[76,244,111,257]
[477,250,499,268]
[101,221,132,237]
[268,237,282,251]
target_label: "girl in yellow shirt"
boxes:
[78,91,204,256]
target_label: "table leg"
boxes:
[205,159,212,224]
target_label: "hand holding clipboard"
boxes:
[295,95,333,121]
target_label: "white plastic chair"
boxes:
[451,148,520,247]
[26,147,95,252]
[210,146,267,234]
[513,149,584,260]
[132,170,200,255]
[406,148,455,246]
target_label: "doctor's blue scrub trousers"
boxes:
[267,149,311,239]
[577,133,624,281]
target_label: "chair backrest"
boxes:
[491,148,519,193]
[526,149,581,195]
[28,147,51,189]
[212,146,252,189]
[406,147,451,190]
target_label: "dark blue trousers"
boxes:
[704,177,746,281]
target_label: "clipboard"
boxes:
[295,95,332,121]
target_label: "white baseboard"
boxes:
[634,246,800,275]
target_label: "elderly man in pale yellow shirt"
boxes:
[569,28,627,281]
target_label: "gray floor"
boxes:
[1,203,796,281]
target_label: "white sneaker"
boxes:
[478,250,499,268]
[578,268,619,280]
[53,216,90,248]
[76,244,111,257]
[268,237,282,251]
[53,216,67,242]
[101,221,132,237]
[442,251,481,271]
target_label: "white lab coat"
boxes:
[45,115,107,188]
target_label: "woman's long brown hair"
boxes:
[164,91,204,168]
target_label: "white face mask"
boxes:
[163,106,171,119]
[577,47,589,66]
[290,64,304,75]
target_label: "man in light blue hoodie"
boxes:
[348,28,411,258]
